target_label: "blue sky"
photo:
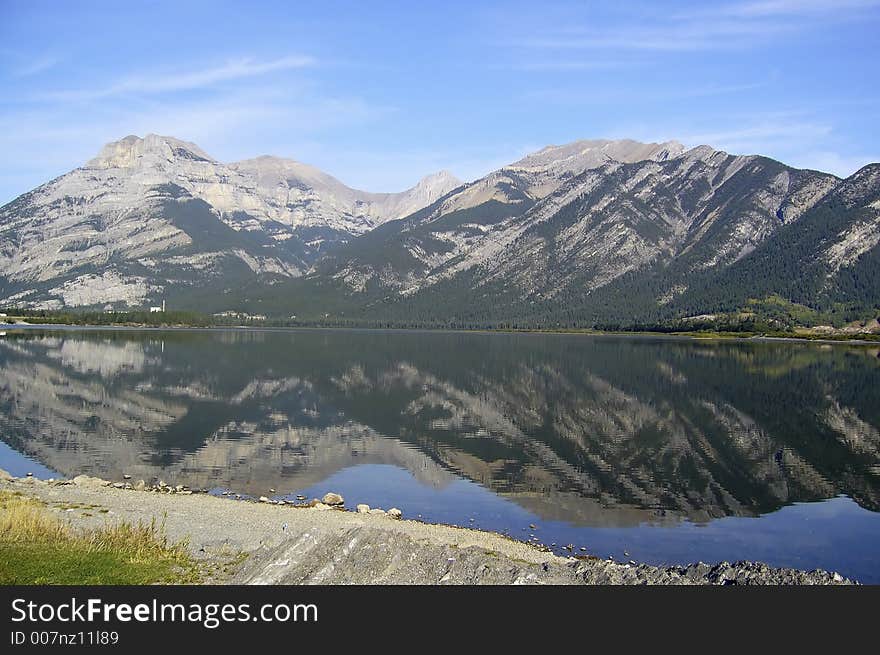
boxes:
[1,0,879,204]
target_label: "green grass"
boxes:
[0,541,194,585]
[0,491,199,585]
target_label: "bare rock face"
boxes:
[230,157,460,237]
[323,139,858,324]
[0,134,459,311]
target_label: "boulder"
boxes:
[72,475,110,488]
[356,504,371,514]
[321,492,345,506]
[387,508,403,520]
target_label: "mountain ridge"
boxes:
[1,134,877,329]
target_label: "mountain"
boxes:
[661,163,880,322]
[0,134,459,310]
[317,139,686,289]
[314,140,858,326]
[1,134,878,328]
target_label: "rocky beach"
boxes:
[0,470,853,585]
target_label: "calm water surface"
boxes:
[1,327,878,582]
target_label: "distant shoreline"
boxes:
[3,320,879,346]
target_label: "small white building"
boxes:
[149,300,166,313]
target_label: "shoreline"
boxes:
[3,320,879,346]
[0,470,854,585]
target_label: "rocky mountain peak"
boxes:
[86,133,214,170]
[407,169,462,198]
[231,155,343,193]
[509,138,688,176]
[679,144,732,165]
[416,170,460,185]
[830,163,880,209]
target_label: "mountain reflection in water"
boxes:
[1,328,879,579]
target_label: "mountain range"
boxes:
[2,133,878,328]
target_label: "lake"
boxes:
[1,327,879,582]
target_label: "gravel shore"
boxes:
[0,471,853,585]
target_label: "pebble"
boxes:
[259,496,270,503]
[26,472,33,477]
[529,524,537,529]
[269,488,275,493]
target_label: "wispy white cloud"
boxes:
[680,118,834,151]
[11,54,60,77]
[44,55,316,101]
[704,0,880,18]
[523,81,768,105]
[509,0,879,53]
[502,59,641,72]
[517,20,794,52]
